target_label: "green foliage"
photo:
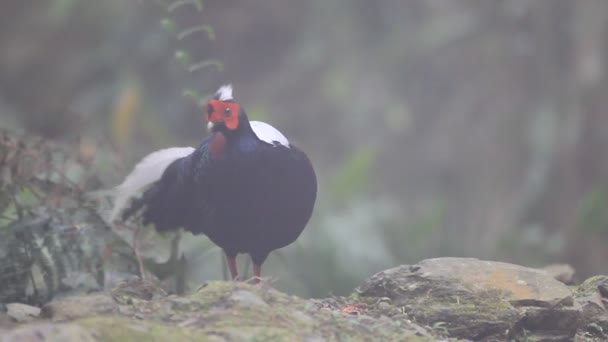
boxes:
[174,50,191,66]
[245,104,271,122]
[405,201,446,255]
[329,146,377,202]
[167,0,203,13]
[160,18,177,33]
[159,0,222,103]
[578,186,608,234]
[0,131,119,304]
[48,0,80,24]
[177,25,215,41]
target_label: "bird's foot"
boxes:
[244,276,270,286]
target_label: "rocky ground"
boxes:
[1,257,607,342]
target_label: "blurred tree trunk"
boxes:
[517,0,608,276]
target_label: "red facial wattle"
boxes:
[208,132,226,158]
[206,99,240,130]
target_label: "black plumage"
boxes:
[122,95,317,281]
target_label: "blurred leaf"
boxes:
[578,186,608,234]
[188,59,223,73]
[167,0,203,13]
[408,201,445,243]
[178,25,215,41]
[111,80,141,146]
[330,146,376,201]
[160,18,177,33]
[175,50,191,67]
[182,88,201,102]
[322,70,350,102]
[382,103,411,133]
[48,0,80,25]
[245,103,270,122]
[192,0,204,11]
[16,188,38,207]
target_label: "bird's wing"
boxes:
[250,121,290,147]
[107,147,195,222]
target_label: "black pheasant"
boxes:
[109,85,317,281]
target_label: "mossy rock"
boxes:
[357,258,579,341]
[4,280,435,342]
[573,275,608,341]
[7,258,604,341]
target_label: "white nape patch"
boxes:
[250,121,290,147]
[107,147,195,222]
[215,84,233,101]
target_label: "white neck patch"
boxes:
[250,121,290,147]
[215,84,233,101]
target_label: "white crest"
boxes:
[106,147,195,222]
[215,84,233,101]
[250,121,290,147]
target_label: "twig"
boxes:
[133,225,146,280]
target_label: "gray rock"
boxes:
[6,303,41,323]
[230,289,269,308]
[41,293,118,321]
[574,275,608,340]
[291,309,315,324]
[60,272,102,293]
[358,257,579,341]
[168,297,203,311]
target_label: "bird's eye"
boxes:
[224,107,231,116]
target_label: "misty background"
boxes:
[1,0,608,298]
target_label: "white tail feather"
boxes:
[107,147,195,222]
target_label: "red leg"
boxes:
[226,255,239,281]
[253,263,262,284]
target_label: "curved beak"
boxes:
[207,121,215,132]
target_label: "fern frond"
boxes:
[167,0,203,13]
[188,60,223,73]
[177,25,215,41]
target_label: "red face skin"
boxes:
[206,99,241,130]
[206,99,240,158]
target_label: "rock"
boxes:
[168,296,203,311]
[230,289,269,308]
[1,323,96,342]
[5,303,41,323]
[2,281,435,341]
[42,293,119,321]
[358,257,579,341]
[0,312,17,332]
[5,259,607,341]
[110,278,168,304]
[574,275,608,340]
[60,272,102,293]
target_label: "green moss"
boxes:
[79,317,207,342]
[12,281,438,341]
[79,316,304,342]
[575,275,608,296]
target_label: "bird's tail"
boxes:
[91,147,195,223]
